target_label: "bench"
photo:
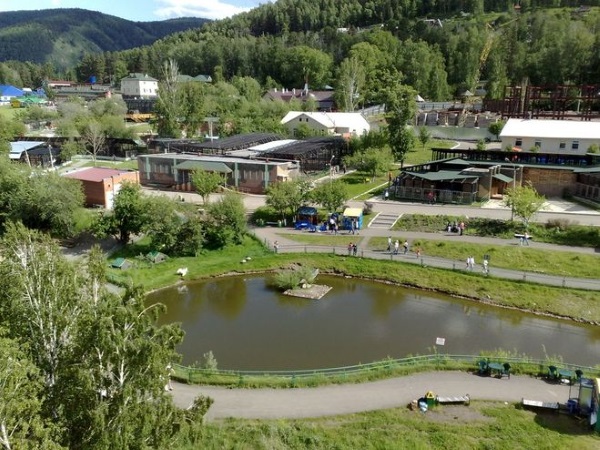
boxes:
[522,399,559,411]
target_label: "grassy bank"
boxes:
[273,231,600,279]
[394,214,600,248]
[185,401,600,449]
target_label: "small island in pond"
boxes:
[275,266,332,300]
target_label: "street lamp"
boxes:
[504,158,517,221]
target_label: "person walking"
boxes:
[347,242,353,256]
[394,240,400,255]
[384,189,389,201]
[387,236,392,252]
[352,243,358,256]
[482,259,489,274]
[524,231,530,246]
[459,221,465,236]
[415,247,421,258]
[403,240,409,254]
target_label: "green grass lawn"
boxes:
[339,170,389,199]
[367,236,600,279]
[183,401,600,449]
[404,139,455,166]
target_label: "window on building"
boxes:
[572,140,579,150]
[534,140,541,148]
[559,142,566,149]
[515,138,522,147]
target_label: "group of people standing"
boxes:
[466,255,490,274]
[387,237,421,258]
[446,221,466,235]
[347,242,358,256]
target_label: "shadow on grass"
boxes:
[530,408,594,436]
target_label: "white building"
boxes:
[500,118,600,154]
[120,73,158,99]
[281,111,370,138]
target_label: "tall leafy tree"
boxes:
[265,179,312,220]
[335,56,366,112]
[383,83,417,167]
[311,179,348,213]
[504,182,545,228]
[92,182,147,244]
[344,147,394,181]
[191,169,223,204]
[155,59,181,138]
[205,192,247,247]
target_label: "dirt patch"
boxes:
[421,404,493,424]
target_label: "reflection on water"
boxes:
[146,275,600,370]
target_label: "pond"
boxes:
[146,275,600,370]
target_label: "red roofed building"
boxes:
[63,167,139,209]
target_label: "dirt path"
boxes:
[170,371,571,421]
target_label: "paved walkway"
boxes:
[170,371,571,421]
[254,224,600,291]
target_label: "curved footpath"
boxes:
[170,371,571,421]
[253,223,600,291]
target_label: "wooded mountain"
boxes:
[0,8,209,69]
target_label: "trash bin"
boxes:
[567,399,579,414]
[425,391,436,407]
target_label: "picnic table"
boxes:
[488,362,510,378]
[558,368,574,384]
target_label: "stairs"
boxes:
[368,213,401,229]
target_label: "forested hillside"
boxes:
[101,1,600,103]
[0,8,209,69]
[1,1,599,105]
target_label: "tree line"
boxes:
[2,6,600,106]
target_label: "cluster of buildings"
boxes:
[393,118,600,205]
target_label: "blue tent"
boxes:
[0,85,24,99]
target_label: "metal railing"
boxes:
[172,353,600,385]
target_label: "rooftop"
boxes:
[63,167,132,183]
[500,118,600,140]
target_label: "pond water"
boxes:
[146,275,600,370]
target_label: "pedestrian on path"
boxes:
[394,240,399,255]
[415,247,421,258]
[459,221,465,236]
[387,236,392,252]
[523,231,530,246]
[348,242,353,256]
[466,256,475,271]
[403,240,409,254]
[483,259,489,274]
[353,243,358,256]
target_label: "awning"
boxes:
[493,173,513,183]
[343,207,363,218]
[175,160,232,173]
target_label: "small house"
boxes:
[146,251,168,264]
